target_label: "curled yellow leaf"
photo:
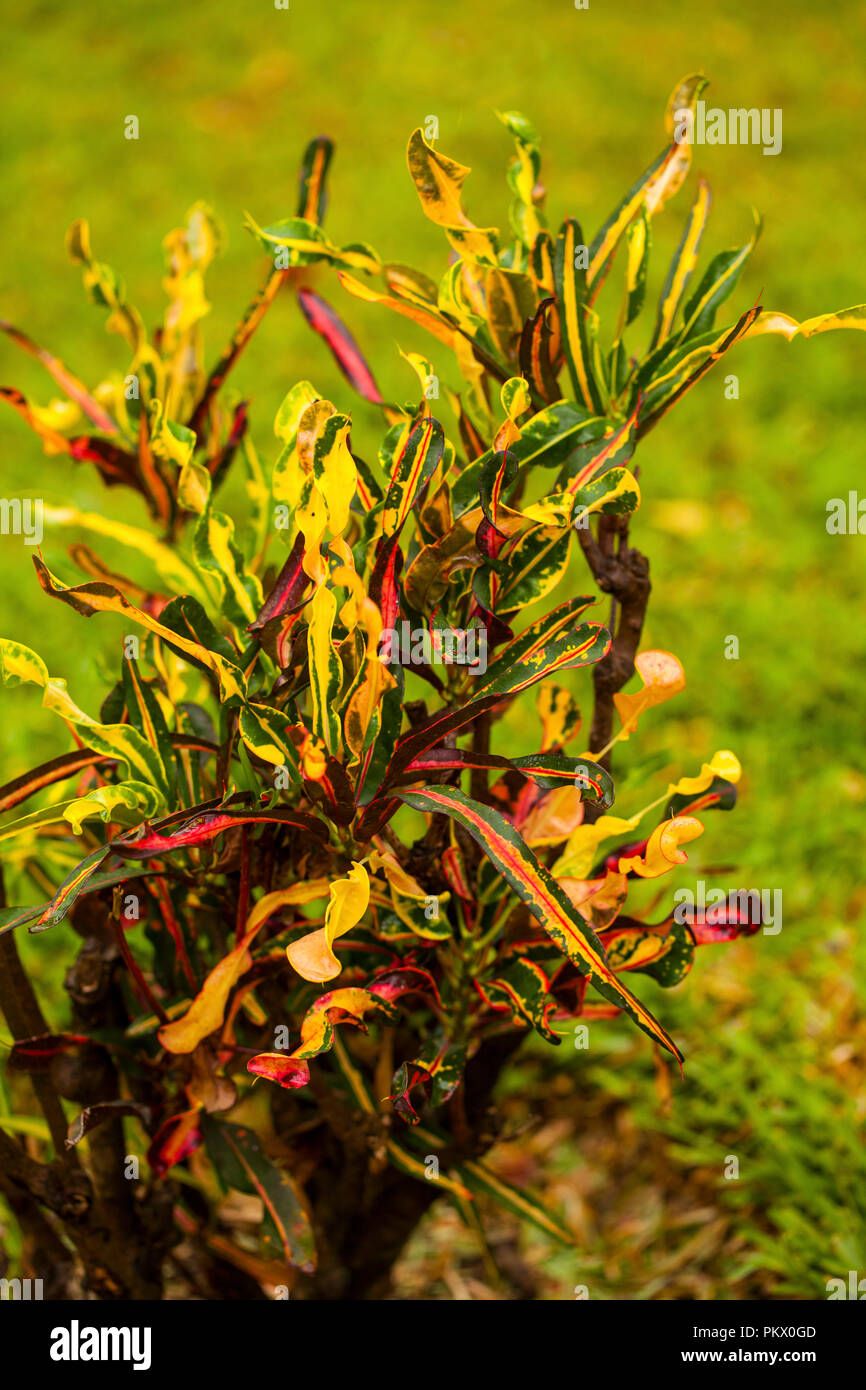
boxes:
[406,129,499,263]
[287,862,370,983]
[617,815,703,878]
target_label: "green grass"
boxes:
[2,0,865,1297]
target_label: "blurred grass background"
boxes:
[1,0,864,1298]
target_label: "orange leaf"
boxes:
[613,650,685,739]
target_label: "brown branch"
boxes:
[0,1168,80,1297]
[0,1126,90,1219]
[0,866,75,1157]
[0,1124,167,1298]
[188,267,289,438]
[577,512,651,801]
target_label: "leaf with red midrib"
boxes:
[398,785,683,1065]
[203,1118,316,1272]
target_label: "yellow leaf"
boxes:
[245,879,331,934]
[667,749,741,797]
[329,536,377,636]
[343,657,391,764]
[536,681,581,751]
[315,417,356,536]
[306,585,342,754]
[159,933,254,1054]
[746,305,866,340]
[297,478,328,584]
[561,869,629,931]
[158,865,331,1052]
[406,129,499,263]
[521,492,574,527]
[177,458,212,515]
[500,376,532,422]
[552,814,642,881]
[617,816,704,878]
[287,862,370,983]
[369,849,426,898]
[399,349,436,413]
[296,728,328,781]
[324,862,370,947]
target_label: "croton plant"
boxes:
[0,76,861,1300]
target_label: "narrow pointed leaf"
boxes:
[554,219,604,412]
[298,288,383,404]
[397,786,683,1062]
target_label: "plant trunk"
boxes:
[290,1031,527,1299]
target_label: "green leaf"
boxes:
[601,915,695,988]
[192,505,262,629]
[484,267,538,368]
[122,658,177,805]
[0,639,170,803]
[63,781,165,835]
[295,136,334,224]
[381,417,445,537]
[0,862,157,937]
[244,212,380,275]
[586,144,673,293]
[554,219,605,413]
[637,305,761,437]
[680,212,761,338]
[498,109,545,249]
[571,466,641,524]
[494,525,573,612]
[482,401,608,488]
[238,704,301,780]
[306,586,343,755]
[456,1156,574,1245]
[202,1117,316,1272]
[148,399,196,469]
[66,218,145,351]
[623,205,651,327]
[32,559,247,706]
[650,178,712,350]
[25,845,112,934]
[479,956,559,1042]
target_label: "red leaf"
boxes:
[298,288,383,404]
